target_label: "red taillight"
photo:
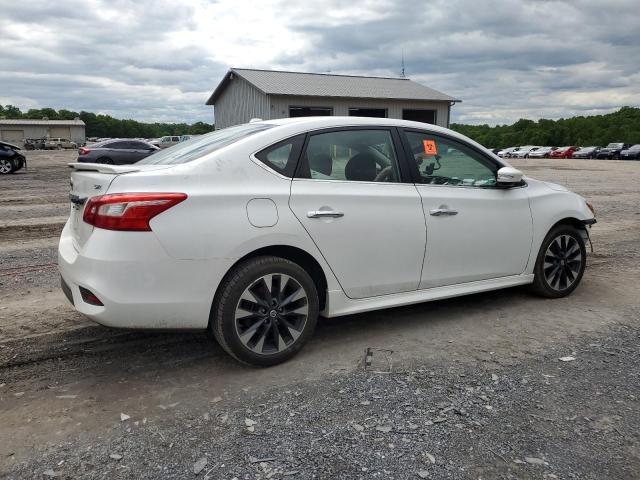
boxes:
[83,193,187,231]
[78,147,91,155]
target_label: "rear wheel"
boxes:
[211,256,319,366]
[531,225,586,298]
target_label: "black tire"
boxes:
[97,157,114,164]
[14,156,24,172]
[211,256,319,366]
[531,224,586,298]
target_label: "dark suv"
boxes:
[596,142,631,159]
[0,141,27,174]
[77,139,159,164]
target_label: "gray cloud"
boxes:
[0,0,637,124]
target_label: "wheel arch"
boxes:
[209,245,329,328]
[550,216,589,232]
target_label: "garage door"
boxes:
[402,109,436,124]
[1,130,25,143]
[49,127,71,138]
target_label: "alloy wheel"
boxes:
[0,159,13,174]
[234,274,309,355]
[543,234,583,291]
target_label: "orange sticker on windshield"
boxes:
[423,139,437,155]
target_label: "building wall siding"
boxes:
[0,125,85,144]
[213,77,270,129]
[267,95,451,127]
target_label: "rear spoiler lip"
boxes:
[68,162,141,174]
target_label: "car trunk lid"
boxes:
[67,162,171,249]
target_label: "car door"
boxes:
[399,129,533,289]
[289,127,426,299]
[125,141,150,162]
[105,141,130,164]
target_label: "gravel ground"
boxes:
[5,324,639,479]
[1,152,639,479]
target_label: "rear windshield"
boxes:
[137,123,274,165]
[607,143,623,148]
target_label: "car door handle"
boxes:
[307,210,344,218]
[429,208,458,216]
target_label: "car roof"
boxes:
[252,116,493,154]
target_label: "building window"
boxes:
[402,109,436,125]
[289,106,333,117]
[348,108,387,118]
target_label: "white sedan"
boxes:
[59,117,596,366]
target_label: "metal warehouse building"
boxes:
[0,119,86,145]
[206,68,460,130]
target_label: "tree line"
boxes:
[2,104,638,147]
[0,105,214,138]
[450,107,640,148]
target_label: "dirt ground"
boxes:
[0,151,638,479]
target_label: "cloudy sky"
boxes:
[1,0,638,125]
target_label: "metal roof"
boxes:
[0,119,85,126]
[206,68,460,105]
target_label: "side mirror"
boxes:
[497,166,524,185]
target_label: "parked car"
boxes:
[497,147,518,158]
[572,146,601,159]
[619,144,640,160]
[596,143,631,159]
[0,141,27,174]
[23,138,47,150]
[45,137,77,149]
[151,135,181,149]
[528,146,557,158]
[77,139,159,165]
[511,146,542,158]
[550,146,580,159]
[60,117,596,366]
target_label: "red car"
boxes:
[550,146,580,159]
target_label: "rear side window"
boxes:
[137,123,274,165]
[254,134,304,177]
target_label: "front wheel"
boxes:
[531,225,586,298]
[211,256,319,366]
[0,158,15,174]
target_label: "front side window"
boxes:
[137,123,274,165]
[297,129,401,183]
[403,131,497,187]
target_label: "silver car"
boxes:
[46,137,77,149]
[77,138,159,164]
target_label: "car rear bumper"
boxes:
[58,221,219,330]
